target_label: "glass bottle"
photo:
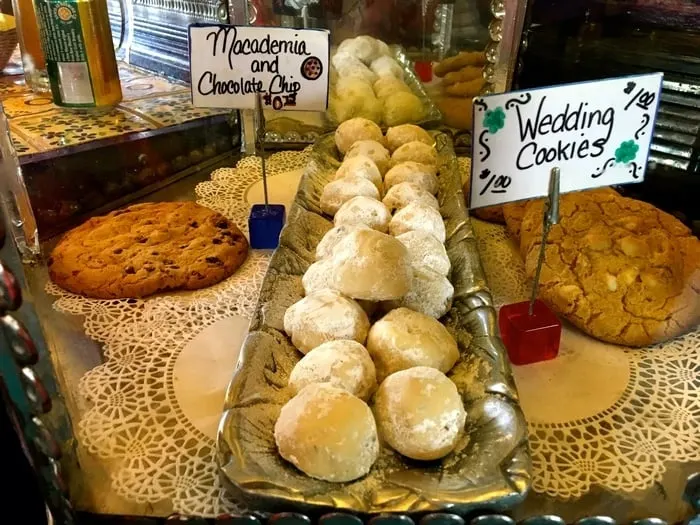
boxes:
[11,0,50,93]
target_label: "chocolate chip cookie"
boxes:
[520,190,700,347]
[49,202,249,299]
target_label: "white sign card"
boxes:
[469,72,664,209]
[188,24,330,111]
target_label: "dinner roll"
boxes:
[288,340,377,401]
[334,155,383,194]
[330,229,412,301]
[335,118,384,155]
[389,202,446,243]
[321,175,380,217]
[366,307,459,381]
[302,258,335,295]
[346,140,391,175]
[386,124,433,152]
[383,182,439,213]
[373,367,466,460]
[335,196,391,233]
[396,230,450,276]
[284,289,370,354]
[316,224,370,260]
[391,141,437,167]
[384,162,439,195]
[385,268,454,319]
[275,383,379,482]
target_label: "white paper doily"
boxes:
[46,149,309,516]
[472,218,700,499]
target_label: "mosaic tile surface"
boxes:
[1,63,221,157]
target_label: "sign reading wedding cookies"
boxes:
[469,73,663,209]
[188,24,330,111]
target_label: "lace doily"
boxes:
[46,149,309,517]
[472,219,700,499]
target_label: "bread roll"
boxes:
[391,141,437,167]
[385,267,454,319]
[384,162,439,195]
[346,140,391,175]
[383,92,425,127]
[389,202,446,242]
[316,224,370,260]
[321,175,380,217]
[275,383,379,482]
[386,124,433,152]
[330,229,412,301]
[366,307,459,380]
[373,367,466,460]
[288,340,377,400]
[284,289,370,354]
[335,196,391,233]
[396,230,450,276]
[383,182,439,213]
[302,258,335,295]
[334,155,383,194]
[335,118,384,154]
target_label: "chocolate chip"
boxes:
[205,256,222,265]
[232,234,242,242]
[113,248,123,254]
[221,230,232,237]
[72,270,79,276]
[169,265,180,269]
[212,238,222,245]
[125,266,135,274]
[216,220,229,229]
[163,259,174,265]
[145,266,155,272]
[189,221,199,228]
[137,237,147,244]
[151,251,159,256]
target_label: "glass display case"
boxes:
[514,0,700,235]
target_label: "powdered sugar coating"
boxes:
[302,258,336,295]
[335,196,391,233]
[366,307,459,381]
[283,289,370,354]
[288,340,377,401]
[370,56,404,80]
[385,268,454,319]
[373,367,466,461]
[334,155,383,195]
[330,229,412,301]
[384,162,439,195]
[383,182,439,213]
[389,202,446,243]
[346,140,391,175]
[321,175,380,217]
[334,118,384,155]
[275,383,379,482]
[385,124,434,152]
[396,230,450,276]
[316,224,370,260]
[390,141,437,167]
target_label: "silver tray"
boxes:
[217,133,531,514]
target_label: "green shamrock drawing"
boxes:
[483,107,506,134]
[615,140,639,164]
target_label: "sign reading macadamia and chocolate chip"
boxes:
[188,24,330,111]
[469,73,663,209]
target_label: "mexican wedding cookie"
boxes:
[283,289,370,354]
[275,383,379,482]
[373,367,466,461]
[387,268,454,319]
[321,175,380,216]
[288,340,377,401]
[391,141,438,167]
[383,182,439,213]
[335,196,391,233]
[346,140,391,175]
[330,229,412,301]
[367,307,459,381]
[315,224,369,260]
[334,155,383,194]
[389,202,446,243]
[396,230,451,277]
[385,124,433,152]
[384,162,439,195]
[335,118,384,155]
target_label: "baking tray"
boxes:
[217,133,530,515]
[326,45,443,130]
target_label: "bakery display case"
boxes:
[0,1,699,525]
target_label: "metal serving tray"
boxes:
[217,133,530,515]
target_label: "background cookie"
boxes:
[49,202,248,299]
[520,190,700,347]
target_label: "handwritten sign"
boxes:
[469,73,663,209]
[188,24,330,111]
